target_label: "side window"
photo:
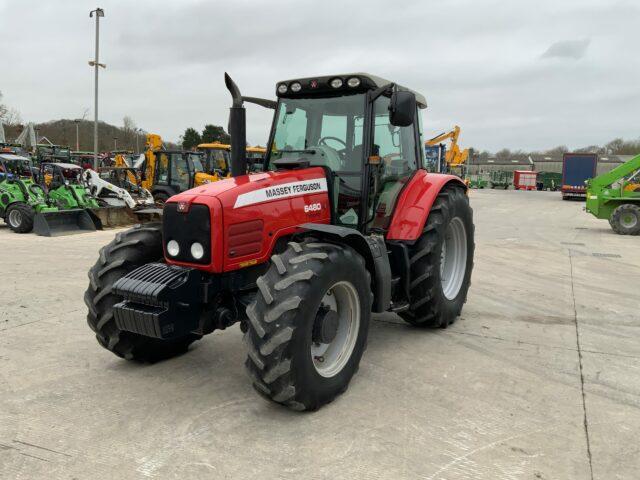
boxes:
[370,96,417,230]
[171,155,190,191]
[156,153,169,184]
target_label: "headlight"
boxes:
[330,78,343,89]
[277,84,288,94]
[290,82,302,92]
[190,242,204,260]
[347,77,360,88]
[167,240,180,257]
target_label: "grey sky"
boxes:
[1,0,638,151]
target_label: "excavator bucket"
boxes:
[33,209,97,237]
[89,206,137,229]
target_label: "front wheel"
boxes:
[400,185,475,328]
[244,240,371,411]
[84,223,201,361]
[609,204,640,235]
[6,203,35,233]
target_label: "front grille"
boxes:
[163,202,211,264]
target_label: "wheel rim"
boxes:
[8,209,22,228]
[441,217,468,300]
[621,213,638,229]
[311,281,360,378]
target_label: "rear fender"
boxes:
[386,171,466,241]
[298,223,391,313]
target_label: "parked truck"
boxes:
[562,153,597,200]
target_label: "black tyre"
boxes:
[400,185,475,328]
[6,202,35,233]
[244,240,371,411]
[84,223,201,361]
[609,204,640,235]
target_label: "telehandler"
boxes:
[586,153,640,235]
[85,73,475,411]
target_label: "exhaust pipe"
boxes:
[225,73,247,177]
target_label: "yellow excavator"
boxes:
[139,134,218,204]
[197,142,267,176]
[425,125,469,175]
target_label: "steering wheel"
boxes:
[318,136,347,151]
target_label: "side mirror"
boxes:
[389,91,416,127]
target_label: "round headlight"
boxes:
[347,77,361,88]
[290,82,302,92]
[167,240,180,257]
[330,78,343,89]
[190,242,204,260]
[277,84,288,94]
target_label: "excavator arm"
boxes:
[425,125,469,170]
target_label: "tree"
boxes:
[181,127,201,150]
[0,91,22,126]
[201,124,230,144]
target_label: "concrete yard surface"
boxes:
[1,189,638,479]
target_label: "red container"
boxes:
[513,170,537,191]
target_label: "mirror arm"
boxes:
[368,83,394,103]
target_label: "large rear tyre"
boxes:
[244,240,371,411]
[6,202,35,233]
[84,223,201,361]
[400,185,474,328]
[609,204,640,235]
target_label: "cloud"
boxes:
[541,39,591,60]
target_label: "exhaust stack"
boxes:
[225,73,247,177]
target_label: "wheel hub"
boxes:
[621,213,638,229]
[441,217,468,300]
[8,209,22,227]
[312,306,339,344]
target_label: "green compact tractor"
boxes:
[40,162,132,232]
[489,171,511,189]
[586,153,640,235]
[0,153,94,234]
[468,174,488,189]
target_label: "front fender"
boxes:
[386,170,466,241]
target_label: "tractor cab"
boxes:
[150,150,210,198]
[40,162,84,190]
[263,74,426,231]
[197,142,231,176]
[35,144,72,165]
[0,153,34,181]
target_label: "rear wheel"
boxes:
[609,204,640,235]
[84,223,201,361]
[400,186,474,328]
[6,203,35,233]
[244,240,371,411]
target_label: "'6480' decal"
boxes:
[233,178,328,208]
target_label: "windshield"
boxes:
[0,160,32,178]
[268,94,365,173]
[189,153,205,172]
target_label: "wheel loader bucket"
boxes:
[89,206,137,229]
[33,209,97,237]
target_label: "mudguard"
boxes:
[386,170,466,241]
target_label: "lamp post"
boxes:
[113,136,118,150]
[89,8,105,170]
[135,128,141,154]
[74,119,80,151]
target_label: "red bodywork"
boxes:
[166,168,331,273]
[513,170,537,191]
[166,168,464,272]
[386,171,466,241]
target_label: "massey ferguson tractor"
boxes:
[84,73,475,411]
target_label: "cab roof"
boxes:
[276,72,427,108]
[0,153,31,162]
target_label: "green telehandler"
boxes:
[585,153,640,235]
[0,153,95,235]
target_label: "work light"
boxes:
[167,240,180,257]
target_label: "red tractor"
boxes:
[85,73,474,411]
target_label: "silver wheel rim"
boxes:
[311,281,360,378]
[8,209,22,228]
[621,213,638,229]
[441,217,468,300]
